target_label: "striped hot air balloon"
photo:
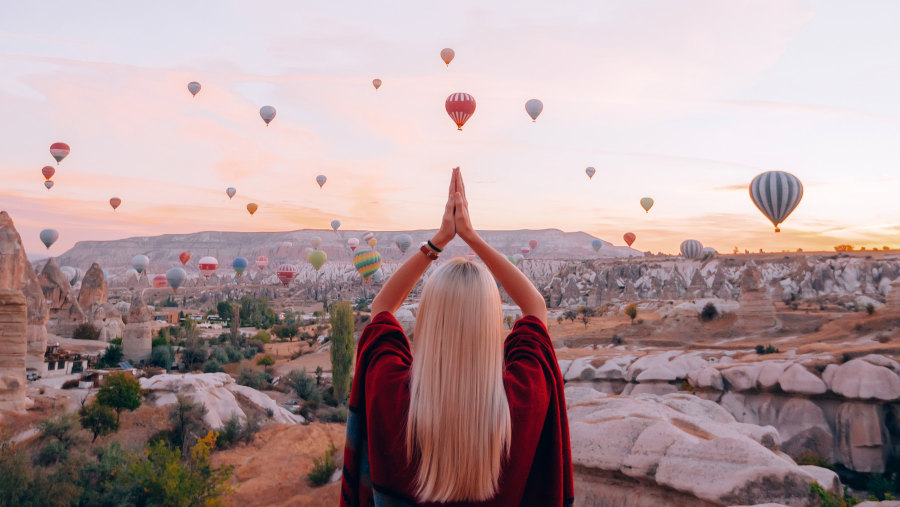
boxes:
[276,264,297,286]
[152,275,168,288]
[50,142,70,164]
[256,255,269,270]
[198,256,218,278]
[353,249,382,281]
[445,93,476,130]
[749,171,803,233]
[680,240,703,259]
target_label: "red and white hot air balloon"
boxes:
[529,239,538,250]
[623,232,636,247]
[50,143,70,164]
[256,255,269,270]
[445,93,476,130]
[198,256,218,279]
[347,238,359,251]
[520,247,531,255]
[276,264,297,286]
[152,275,168,289]
[42,166,55,180]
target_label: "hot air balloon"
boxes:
[353,249,382,281]
[372,79,382,90]
[513,253,524,263]
[585,167,596,179]
[394,234,412,254]
[226,187,236,199]
[362,232,374,242]
[125,268,138,280]
[749,171,803,232]
[680,240,703,259]
[260,106,276,126]
[179,252,191,265]
[44,181,54,190]
[640,197,654,213]
[187,81,201,97]
[276,264,297,286]
[60,266,77,285]
[166,267,187,290]
[131,254,149,274]
[50,142,70,164]
[39,229,58,249]
[347,238,359,251]
[198,256,218,278]
[520,247,531,255]
[525,99,543,121]
[278,241,292,254]
[529,239,538,250]
[152,275,168,289]
[256,255,269,270]
[701,247,718,259]
[232,257,248,277]
[507,255,518,265]
[440,48,455,66]
[316,175,326,188]
[42,166,54,180]
[445,93,476,130]
[109,197,121,211]
[246,203,258,215]
[591,239,603,252]
[623,232,636,247]
[308,250,327,271]
[367,237,378,248]
[310,236,322,249]
[465,252,477,261]
[331,220,341,231]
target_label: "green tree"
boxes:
[624,304,638,324]
[73,322,100,340]
[79,400,119,442]
[256,354,275,367]
[216,301,234,322]
[96,372,142,424]
[330,301,354,403]
[273,324,299,342]
[230,303,241,344]
[150,345,175,370]
[253,330,271,343]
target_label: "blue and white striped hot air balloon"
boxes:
[680,240,703,260]
[749,171,803,233]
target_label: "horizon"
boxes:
[3,1,899,255]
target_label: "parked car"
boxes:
[26,371,41,381]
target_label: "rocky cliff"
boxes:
[0,290,27,414]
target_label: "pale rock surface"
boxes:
[39,257,88,338]
[122,290,152,363]
[0,290,27,413]
[140,372,303,428]
[393,307,415,335]
[777,364,827,395]
[721,364,762,391]
[798,466,842,494]
[568,389,832,506]
[687,366,724,390]
[735,265,777,332]
[835,402,889,473]
[557,359,572,378]
[757,361,788,390]
[827,358,900,401]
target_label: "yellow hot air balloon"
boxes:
[247,203,258,215]
[308,250,327,271]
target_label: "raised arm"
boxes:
[453,169,547,325]
[370,171,456,316]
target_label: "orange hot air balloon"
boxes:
[623,232,636,247]
[445,93,476,130]
[246,203,258,215]
[179,252,191,265]
[372,78,382,90]
[42,166,55,180]
[109,197,122,211]
[440,48,455,66]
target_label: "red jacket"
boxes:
[340,311,573,506]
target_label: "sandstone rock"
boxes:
[564,356,598,381]
[886,278,900,314]
[568,390,824,506]
[757,361,788,390]
[798,465,841,494]
[88,303,125,342]
[39,258,88,338]
[557,359,572,378]
[777,364,827,395]
[77,262,107,308]
[835,402,888,473]
[721,365,761,391]
[827,358,900,401]
[140,372,303,428]
[0,290,27,414]
[736,264,777,331]
[687,366,724,391]
[122,290,152,363]
[757,397,834,465]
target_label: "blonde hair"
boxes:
[406,258,511,503]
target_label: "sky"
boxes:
[2,0,899,255]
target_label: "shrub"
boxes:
[168,395,209,452]
[236,368,272,390]
[315,405,348,423]
[273,324,299,341]
[866,303,875,316]
[98,343,123,367]
[611,334,623,346]
[73,322,100,340]
[150,345,175,370]
[181,341,208,371]
[97,372,142,423]
[253,330,271,343]
[330,301,354,403]
[217,414,261,449]
[699,302,719,322]
[809,481,859,507]
[307,443,338,487]
[203,360,223,373]
[61,378,80,389]
[256,354,275,367]
[79,401,119,442]
[755,344,780,355]
[285,369,317,400]
[624,304,637,324]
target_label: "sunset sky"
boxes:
[2,1,899,256]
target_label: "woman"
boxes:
[341,168,573,506]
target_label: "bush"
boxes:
[809,481,859,507]
[168,395,209,452]
[755,344,780,355]
[61,378,80,389]
[330,301,354,403]
[217,414,261,449]
[150,345,175,370]
[866,303,875,316]
[73,322,100,340]
[285,369,316,400]
[253,330,271,343]
[236,368,272,390]
[203,360,223,373]
[611,334,623,346]
[273,324,299,341]
[315,405,348,423]
[98,343,123,367]
[181,341,208,371]
[307,443,338,487]
[256,354,275,367]
[700,302,719,322]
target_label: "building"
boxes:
[34,343,89,378]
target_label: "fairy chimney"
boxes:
[0,290,27,413]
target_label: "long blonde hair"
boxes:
[406,258,511,503]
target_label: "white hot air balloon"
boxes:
[525,99,543,121]
[260,106,276,126]
[131,254,149,275]
[310,236,322,249]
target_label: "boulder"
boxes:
[140,373,303,428]
[569,390,827,506]
[757,397,834,464]
[39,258,88,338]
[777,364,827,395]
[757,361,788,390]
[827,359,900,401]
[721,364,761,392]
[835,402,889,473]
[76,263,107,308]
[0,290,27,413]
[687,366,724,391]
[88,303,125,342]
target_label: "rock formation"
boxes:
[122,290,152,363]
[77,262,107,308]
[0,290,27,413]
[735,264,776,332]
[887,278,900,314]
[0,212,48,369]
[39,258,87,338]
[140,372,303,427]
[77,263,123,341]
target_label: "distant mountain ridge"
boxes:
[47,228,640,275]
